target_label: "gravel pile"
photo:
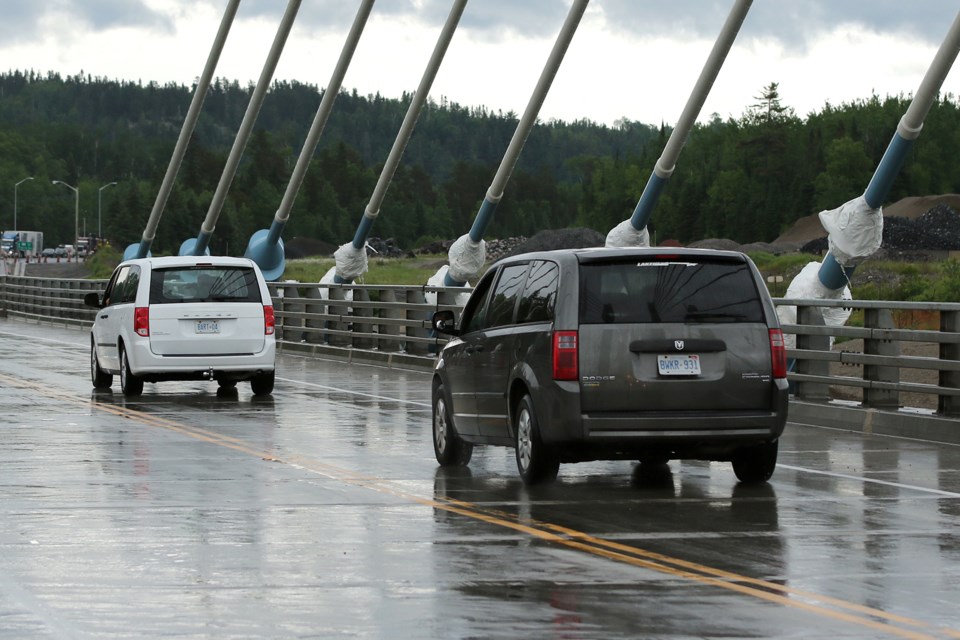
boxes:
[801,204,960,254]
[883,204,960,249]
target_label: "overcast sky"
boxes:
[2,0,959,127]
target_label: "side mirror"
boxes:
[83,292,102,308]
[431,309,458,335]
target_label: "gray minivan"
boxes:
[431,247,789,485]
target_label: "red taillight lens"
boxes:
[134,307,150,337]
[263,305,275,336]
[769,328,787,379]
[552,330,578,381]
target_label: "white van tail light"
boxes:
[134,307,150,337]
[263,305,276,335]
[552,330,578,381]
[769,329,787,379]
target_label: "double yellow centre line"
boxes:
[6,372,957,640]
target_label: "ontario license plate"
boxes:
[195,320,220,334]
[657,354,701,376]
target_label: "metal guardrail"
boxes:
[2,275,959,420]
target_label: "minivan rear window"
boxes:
[579,259,764,324]
[149,266,262,304]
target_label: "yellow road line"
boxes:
[5,373,957,640]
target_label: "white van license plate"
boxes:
[657,354,701,376]
[195,320,220,334]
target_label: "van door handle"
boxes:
[99,314,109,319]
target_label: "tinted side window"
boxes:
[580,259,764,324]
[517,260,559,324]
[118,266,141,304]
[149,267,262,304]
[104,266,131,307]
[486,264,529,328]
[461,270,496,334]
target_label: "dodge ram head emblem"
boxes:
[674,340,684,351]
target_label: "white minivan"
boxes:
[85,256,276,396]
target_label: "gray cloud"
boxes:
[0,0,172,45]
[1,0,953,50]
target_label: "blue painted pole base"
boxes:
[244,228,286,281]
[179,237,211,257]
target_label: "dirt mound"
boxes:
[285,236,337,259]
[506,228,605,257]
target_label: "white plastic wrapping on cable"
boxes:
[604,219,650,248]
[426,265,471,307]
[447,234,486,284]
[818,195,883,266]
[317,265,354,302]
[776,261,852,349]
[334,242,368,281]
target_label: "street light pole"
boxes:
[98,181,118,238]
[52,180,79,263]
[14,176,34,231]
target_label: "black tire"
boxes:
[432,383,472,466]
[732,440,779,484]
[119,344,143,397]
[514,394,559,485]
[90,342,113,390]
[218,379,238,389]
[250,370,275,396]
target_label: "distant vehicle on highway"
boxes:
[430,247,789,485]
[84,255,276,397]
[41,248,57,258]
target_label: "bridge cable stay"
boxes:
[124,0,242,261]
[605,0,752,248]
[244,0,376,281]
[778,8,960,342]
[328,0,468,285]
[439,0,589,289]
[180,0,303,257]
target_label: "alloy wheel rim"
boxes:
[434,397,447,452]
[517,408,532,470]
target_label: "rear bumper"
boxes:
[539,379,789,460]
[128,339,276,377]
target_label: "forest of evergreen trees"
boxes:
[1,69,958,256]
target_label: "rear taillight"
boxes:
[552,330,578,381]
[134,307,150,337]
[769,328,787,379]
[263,305,275,335]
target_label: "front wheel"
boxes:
[119,344,143,397]
[514,394,559,485]
[90,342,113,390]
[732,440,778,484]
[433,383,472,466]
[250,370,275,396]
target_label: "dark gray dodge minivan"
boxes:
[431,247,789,485]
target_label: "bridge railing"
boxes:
[2,274,959,418]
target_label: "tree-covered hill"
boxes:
[1,70,958,256]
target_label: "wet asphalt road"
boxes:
[1,318,959,639]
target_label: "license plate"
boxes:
[657,354,701,376]
[195,320,220,334]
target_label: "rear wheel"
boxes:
[732,440,778,484]
[90,342,113,390]
[433,383,472,466]
[514,394,559,485]
[250,370,275,396]
[119,344,143,397]
[218,380,238,389]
